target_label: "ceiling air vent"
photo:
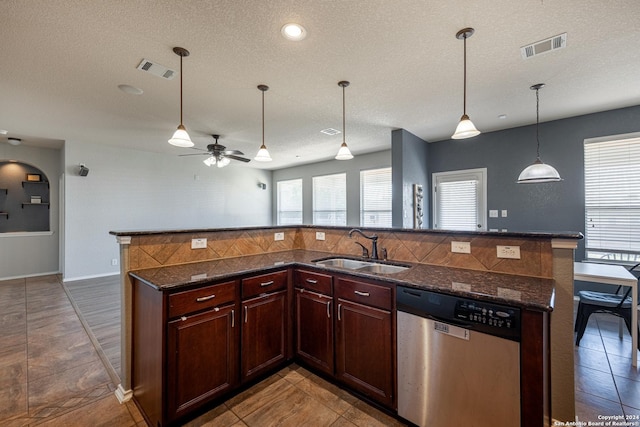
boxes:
[320,128,341,136]
[520,33,567,59]
[136,59,176,79]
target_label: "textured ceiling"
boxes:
[1,0,639,169]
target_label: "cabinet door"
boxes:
[335,298,393,407]
[295,288,333,375]
[166,305,238,421]
[241,290,288,381]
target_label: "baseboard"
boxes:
[115,384,133,403]
[63,272,120,282]
[0,271,60,281]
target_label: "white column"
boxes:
[114,235,133,403]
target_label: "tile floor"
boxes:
[1,274,639,426]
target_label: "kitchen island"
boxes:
[111,225,582,425]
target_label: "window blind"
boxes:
[584,136,640,261]
[276,179,303,225]
[360,167,392,227]
[313,173,346,226]
[435,179,478,231]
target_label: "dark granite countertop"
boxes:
[130,250,555,312]
[111,224,583,240]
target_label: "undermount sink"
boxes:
[313,257,410,274]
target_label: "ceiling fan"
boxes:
[180,134,250,168]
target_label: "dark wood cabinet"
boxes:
[294,269,334,375]
[335,277,394,408]
[241,289,288,381]
[295,288,334,374]
[166,304,238,420]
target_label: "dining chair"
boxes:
[574,262,640,349]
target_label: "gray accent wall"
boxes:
[428,104,640,261]
[391,129,429,228]
[272,151,391,226]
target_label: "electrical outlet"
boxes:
[316,231,325,241]
[111,258,118,266]
[274,232,285,241]
[489,210,498,218]
[191,238,207,249]
[497,245,520,259]
[451,241,471,254]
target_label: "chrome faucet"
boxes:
[348,228,379,260]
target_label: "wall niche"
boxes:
[0,161,50,232]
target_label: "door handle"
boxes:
[231,309,235,328]
[338,303,342,321]
[326,300,331,318]
[196,294,215,302]
[354,290,370,297]
[260,280,274,287]
[244,306,248,323]
[306,278,318,284]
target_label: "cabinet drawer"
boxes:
[335,277,391,311]
[242,270,288,299]
[169,280,236,318]
[294,269,332,295]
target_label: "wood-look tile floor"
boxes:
[2,274,638,426]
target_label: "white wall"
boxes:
[63,141,272,280]
[272,151,391,226]
[0,144,61,279]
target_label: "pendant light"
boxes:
[517,84,562,183]
[451,28,480,140]
[335,80,353,160]
[254,84,272,162]
[168,47,194,147]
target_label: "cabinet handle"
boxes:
[305,278,318,284]
[338,303,342,321]
[231,309,235,328]
[260,280,275,287]
[196,294,216,302]
[326,300,331,318]
[354,290,370,297]
[244,306,248,323]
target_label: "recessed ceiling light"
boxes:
[118,84,144,95]
[281,23,307,41]
[0,129,7,135]
[498,114,507,119]
[7,138,21,146]
[320,128,341,136]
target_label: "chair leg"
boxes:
[575,304,592,346]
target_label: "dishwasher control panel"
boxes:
[455,300,520,331]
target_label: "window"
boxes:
[276,179,303,225]
[432,168,486,231]
[584,133,640,262]
[313,173,346,226]
[360,167,392,227]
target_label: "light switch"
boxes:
[489,210,498,218]
[501,210,508,217]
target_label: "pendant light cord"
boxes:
[535,87,540,159]
[262,89,265,146]
[342,84,346,144]
[179,53,183,126]
[463,34,467,115]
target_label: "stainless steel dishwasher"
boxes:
[397,286,521,427]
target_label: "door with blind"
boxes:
[432,168,487,231]
[313,173,347,226]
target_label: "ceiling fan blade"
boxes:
[223,150,244,155]
[179,153,210,157]
[226,155,251,163]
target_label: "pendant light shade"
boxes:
[517,83,562,184]
[254,85,272,162]
[335,80,353,160]
[451,28,480,140]
[168,47,194,147]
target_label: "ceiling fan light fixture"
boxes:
[203,156,216,167]
[517,83,562,184]
[451,28,480,140]
[168,47,193,148]
[255,85,273,162]
[217,156,230,168]
[335,80,353,160]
